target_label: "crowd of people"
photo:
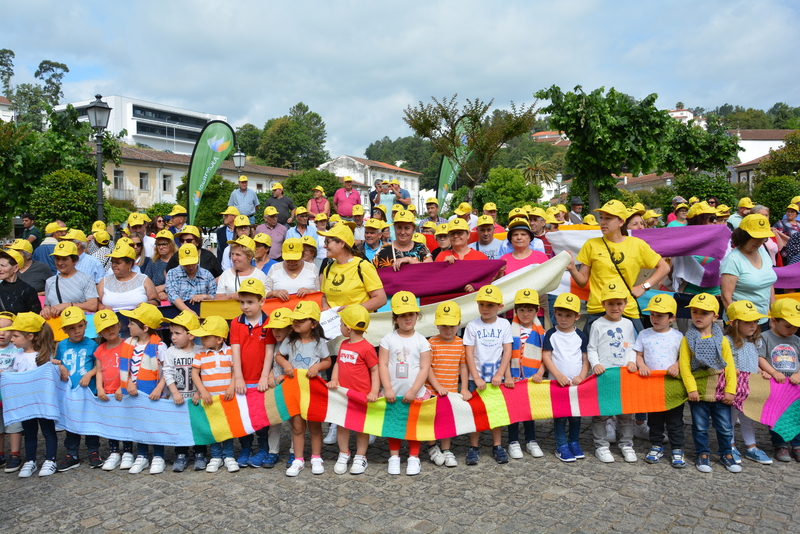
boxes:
[1,180,799,481]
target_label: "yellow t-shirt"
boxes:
[575,236,661,318]
[321,258,383,307]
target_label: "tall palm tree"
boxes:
[517,155,556,186]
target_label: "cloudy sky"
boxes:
[5,0,799,157]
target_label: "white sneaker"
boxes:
[149,456,165,474]
[323,424,338,445]
[224,457,240,472]
[350,455,368,475]
[128,456,150,474]
[621,446,638,463]
[605,419,617,444]
[286,459,305,476]
[633,423,650,440]
[334,452,351,474]
[368,434,376,445]
[443,450,458,467]
[119,452,135,470]
[39,460,57,477]
[526,441,544,458]
[595,446,615,463]
[19,461,37,478]
[311,457,324,474]
[387,455,401,475]
[508,442,523,459]
[428,445,445,465]
[206,458,223,473]
[102,453,121,471]
[406,456,421,476]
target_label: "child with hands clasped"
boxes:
[0,311,24,473]
[757,299,800,462]
[463,284,514,466]
[274,301,331,476]
[679,293,740,473]
[379,291,432,475]
[634,294,686,468]
[541,293,589,462]
[328,304,380,475]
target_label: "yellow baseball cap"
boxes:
[282,238,303,260]
[554,292,581,313]
[93,230,111,245]
[643,293,677,315]
[220,206,240,216]
[408,204,417,212]
[544,212,560,225]
[227,235,256,252]
[716,205,731,216]
[314,213,329,222]
[771,299,800,327]
[268,308,293,329]
[373,204,387,215]
[391,204,403,213]
[51,241,78,257]
[318,223,355,248]
[528,207,547,219]
[175,225,201,239]
[352,205,365,216]
[177,244,200,266]
[238,277,266,298]
[514,289,539,306]
[6,239,32,254]
[343,175,353,182]
[422,221,437,230]
[391,291,420,314]
[300,235,317,250]
[425,197,439,205]
[477,215,494,227]
[330,214,342,223]
[63,229,87,242]
[739,214,774,239]
[365,219,384,231]
[105,242,136,260]
[59,306,86,328]
[0,312,45,332]
[454,202,472,216]
[594,199,628,220]
[642,210,658,221]
[393,210,416,224]
[340,304,370,331]
[295,207,309,217]
[738,197,755,208]
[46,221,66,234]
[687,293,719,314]
[435,223,450,236]
[687,201,715,219]
[475,284,503,305]
[238,175,248,182]
[626,207,645,220]
[93,309,120,333]
[689,196,699,204]
[117,237,133,247]
[788,204,800,212]
[127,213,147,227]
[155,229,174,241]
[412,233,426,245]
[483,202,497,212]
[447,219,470,233]
[312,185,325,193]
[727,300,767,322]
[434,301,461,326]
[582,214,598,226]
[556,204,568,213]
[600,283,629,302]
[120,303,164,329]
[168,205,188,217]
[507,218,533,234]
[189,315,229,338]
[165,310,201,332]
[289,300,321,322]
[253,233,272,248]
[233,215,251,227]
[674,203,689,212]
[271,182,284,190]
[264,206,279,216]
[390,178,400,185]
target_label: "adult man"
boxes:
[228,176,260,224]
[285,207,318,240]
[333,176,362,220]
[666,196,688,224]
[127,212,156,258]
[568,196,584,225]
[389,178,411,207]
[351,205,366,246]
[447,202,478,230]
[7,239,52,294]
[21,213,42,250]
[62,229,105,284]
[727,197,755,230]
[481,202,505,233]
[262,183,295,227]
[33,221,68,275]
[255,206,287,260]
[468,215,504,260]
[165,244,217,315]
[164,226,223,278]
[216,206,240,261]
[417,197,447,230]
[356,219,384,262]
[369,178,382,213]
[167,205,189,245]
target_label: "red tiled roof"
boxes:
[347,156,422,175]
[0,96,11,105]
[114,146,295,177]
[728,129,795,141]
[734,155,768,168]
[615,172,674,186]
[532,131,561,137]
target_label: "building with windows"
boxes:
[0,96,14,122]
[56,95,226,155]
[668,109,707,129]
[318,155,422,207]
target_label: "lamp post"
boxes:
[233,150,246,176]
[85,95,112,221]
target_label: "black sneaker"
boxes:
[4,455,21,472]
[173,454,188,472]
[193,453,207,471]
[57,455,81,472]
[492,445,510,464]
[88,451,103,469]
[0,455,6,468]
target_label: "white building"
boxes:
[56,95,226,155]
[726,129,795,186]
[0,96,14,123]
[668,109,707,129]
[319,155,422,208]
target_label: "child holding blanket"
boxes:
[0,311,23,473]
[264,308,294,469]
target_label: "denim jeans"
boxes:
[135,443,166,458]
[553,417,581,448]
[508,421,536,444]
[64,431,100,458]
[240,427,270,452]
[211,438,234,459]
[769,430,800,449]
[22,418,58,462]
[689,400,733,455]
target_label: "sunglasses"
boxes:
[132,242,143,248]
[179,238,196,244]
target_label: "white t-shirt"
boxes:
[543,328,588,381]
[469,238,504,260]
[587,316,637,368]
[12,351,39,373]
[463,316,513,382]
[0,345,21,372]
[632,328,683,371]
[217,268,268,296]
[379,330,431,398]
[265,262,319,295]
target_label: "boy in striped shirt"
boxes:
[191,316,238,473]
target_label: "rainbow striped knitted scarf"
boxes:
[509,316,544,379]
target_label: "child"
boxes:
[275,301,330,476]
[725,300,772,465]
[508,289,546,459]
[379,291,432,475]
[93,310,134,471]
[328,304,380,475]
[757,299,800,462]
[634,294,686,468]
[119,303,168,474]
[0,313,58,477]
[0,311,23,473]
[52,307,101,472]
[463,284,513,465]
[541,292,589,462]
[425,301,470,467]
[264,307,293,468]
[588,283,638,463]
[190,315,239,473]
[230,278,275,468]
[679,293,740,473]
[162,310,204,472]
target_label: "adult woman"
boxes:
[499,219,548,275]
[97,242,159,311]
[253,233,276,275]
[720,214,777,331]
[7,239,52,294]
[41,241,98,319]
[147,215,166,238]
[307,186,331,218]
[672,201,723,296]
[318,224,386,311]
[372,204,387,223]
[0,248,41,314]
[265,238,320,302]
[436,219,488,293]
[753,205,784,266]
[374,211,431,271]
[621,207,646,235]
[144,229,176,302]
[129,232,152,274]
[216,235,267,300]
[643,210,659,229]
[313,213,329,260]
[300,235,323,270]
[775,203,800,238]
[567,200,669,333]
[666,203,689,227]
[221,215,253,271]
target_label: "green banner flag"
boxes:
[436,121,472,206]
[187,120,236,225]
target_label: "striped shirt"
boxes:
[426,335,466,393]
[192,343,233,394]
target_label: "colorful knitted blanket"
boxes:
[3,363,800,446]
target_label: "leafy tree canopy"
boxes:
[658,116,741,175]
[753,175,800,225]
[364,135,442,190]
[760,130,800,178]
[447,166,542,225]
[255,102,330,170]
[176,174,236,229]
[235,123,262,156]
[28,169,97,230]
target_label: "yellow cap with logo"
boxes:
[238,277,266,298]
[770,299,800,327]
[352,204,365,216]
[220,206,240,216]
[739,214,774,239]
[300,235,317,250]
[93,310,120,333]
[47,221,67,234]
[483,202,497,212]
[582,214,598,226]
[393,211,416,224]
[643,293,677,315]
[391,291,420,314]
[253,233,272,248]
[687,293,719,314]
[738,197,755,208]
[178,243,199,265]
[289,300,321,322]
[434,223,449,236]
[264,206,279,216]
[6,239,32,254]
[318,223,355,248]
[268,308,293,329]
[514,289,539,306]
[0,312,45,332]
[59,306,86,328]
[189,315,229,338]
[434,301,461,326]
[164,310,201,332]
[594,199,628,220]
[234,215,251,227]
[340,304,370,331]
[475,284,503,305]
[227,235,256,252]
[477,215,494,227]
[120,303,164,330]
[168,205,188,217]
[553,292,581,313]
[282,238,303,260]
[726,300,767,322]
[600,283,629,302]
[454,202,472,216]
[447,219,470,233]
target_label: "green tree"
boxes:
[145,202,176,221]
[256,102,329,169]
[176,174,236,228]
[0,48,14,95]
[753,176,800,225]
[235,123,262,156]
[403,95,539,201]
[446,167,542,225]
[675,102,685,109]
[279,169,342,214]
[1,51,70,131]
[28,169,97,230]
[516,154,556,186]
[665,173,737,218]
[536,85,671,211]
[364,134,440,190]
[658,117,741,174]
[760,130,800,178]
[725,108,772,129]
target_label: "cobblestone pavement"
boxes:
[1,418,799,534]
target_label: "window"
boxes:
[113,170,125,190]
[256,183,263,192]
[162,174,172,193]
[139,172,150,191]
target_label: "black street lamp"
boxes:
[233,150,246,176]
[85,94,112,220]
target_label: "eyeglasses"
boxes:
[156,242,171,248]
[707,200,716,205]
[132,242,143,248]
[156,219,164,223]
[179,238,196,244]
[324,238,342,245]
